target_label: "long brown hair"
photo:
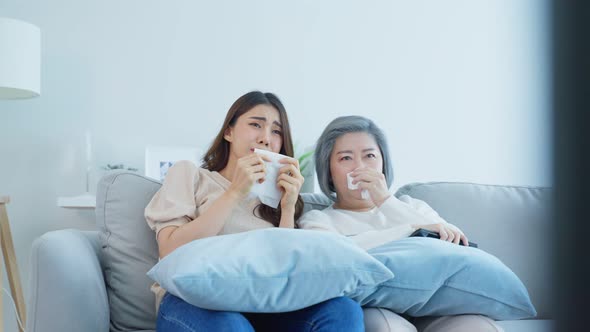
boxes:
[201,91,304,226]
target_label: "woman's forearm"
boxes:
[158,190,241,257]
[278,206,295,228]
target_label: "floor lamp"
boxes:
[0,17,41,332]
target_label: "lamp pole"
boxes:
[0,17,41,332]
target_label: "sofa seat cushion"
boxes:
[495,319,555,332]
[363,307,416,332]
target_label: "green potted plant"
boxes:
[296,145,315,193]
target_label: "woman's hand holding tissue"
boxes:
[278,157,304,210]
[227,154,272,199]
[349,168,391,207]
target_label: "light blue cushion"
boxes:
[147,228,393,312]
[353,237,536,320]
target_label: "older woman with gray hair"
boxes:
[298,115,503,332]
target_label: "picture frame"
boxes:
[145,145,202,181]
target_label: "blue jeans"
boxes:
[157,293,364,332]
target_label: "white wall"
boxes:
[0,0,550,330]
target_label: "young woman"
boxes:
[298,115,503,332]
[144,92,364,332]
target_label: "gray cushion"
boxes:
[301,192,331,214]
[395,182,553,319]
[96,171,162,331]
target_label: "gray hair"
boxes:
[315,115,394,201]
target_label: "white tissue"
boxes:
[347,172,370,200]
[251,149,285,208]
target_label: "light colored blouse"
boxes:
[144,160,276,311]
[145,160,274,239]
[297,195,448,251]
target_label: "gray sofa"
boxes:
[26,171,554,332]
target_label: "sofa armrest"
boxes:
[27,229,109,332]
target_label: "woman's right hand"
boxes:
[227,153,270,199]
[413,223,469,246]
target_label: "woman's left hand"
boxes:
[351,167,391,207]
[277,157,304,210]
[414,222,469,246]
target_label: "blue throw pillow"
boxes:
[147,228,393,312]
[352,237,536,320]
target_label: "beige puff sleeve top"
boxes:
[145,160,273,240]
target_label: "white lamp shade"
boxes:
[0,17,41,99]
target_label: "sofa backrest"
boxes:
[396,181,553,319]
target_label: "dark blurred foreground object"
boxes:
[552,1,590,331]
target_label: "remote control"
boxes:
[410,228,478,248]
